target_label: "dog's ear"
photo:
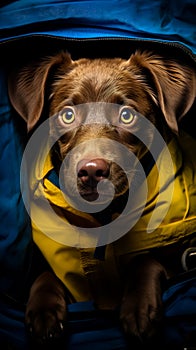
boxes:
[127,52,196,133]
[8,52,73,132]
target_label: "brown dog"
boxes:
[8,51,196,346]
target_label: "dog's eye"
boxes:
[119,107,135,124]
[60,107,75,124]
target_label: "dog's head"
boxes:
[8,51,195,205]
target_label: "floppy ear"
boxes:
[8,52,73,132]
[128,51,196,133]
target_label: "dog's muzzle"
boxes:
[77,158,110,202]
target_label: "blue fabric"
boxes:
[0,0,195,348]
[0,68,32,298]
[66,278,196,348]
[0,67,32,346]
[0,277,196,349]
[162,273,196,345]
[0,299,28,349]
[0,0,195,53]
[67,301,128,350]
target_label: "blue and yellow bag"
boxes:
[0,1,195,349]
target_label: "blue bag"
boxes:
[0,1,195,348]
[162,270,196,347]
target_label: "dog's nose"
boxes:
[77,158,109,185]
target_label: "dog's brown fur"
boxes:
[8,51,196,345]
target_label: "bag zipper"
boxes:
[0,34,195,62]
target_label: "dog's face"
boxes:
[8,51,195,206]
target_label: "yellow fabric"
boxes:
[31,132,196,307]
[115,132,196,254]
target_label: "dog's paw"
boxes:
[120,291,163,343]
[120,255,166,343]
[26,309,65,343]
[25,272,67,344]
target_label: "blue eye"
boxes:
[119,107,136,124]
[60,107,75,124]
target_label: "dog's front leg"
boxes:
[25,271,67,344]
[120,254,167,344]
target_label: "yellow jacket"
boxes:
[30,132,196,308]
